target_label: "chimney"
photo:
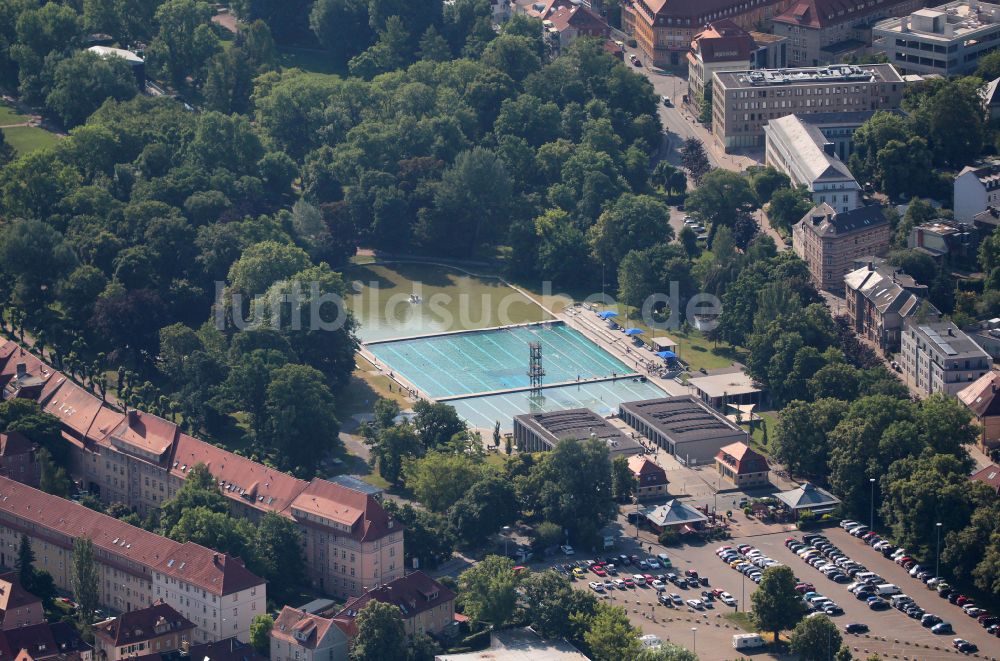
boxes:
[823,141,835,156]
[127,410,138,425]
[212,553,219,565]
[868,261,874,271]
[15,363,26,378]
[947,327,954,337]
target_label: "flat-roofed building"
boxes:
[618,396,747,465]
[512,408,641,457]
[873,1,1000,77]
[774,0,924,67]
[901,319,992,396]
[793,203,890,291]
[687,370,764,410]
[0,477,265,644]
[765,115,861,213]
[0,340,404,600]
[711,63,904,151]
[687,20,788,103]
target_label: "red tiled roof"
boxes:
[0,476,264,596]
[187,637,266,661]
[0,432,34,458]
[627,456,666,478]
[773,0,897,28]
[333,572,455,638]
[971,464,1000,495]
[108,411,178,460]
[716,442,769,474]
[958,371,1000,418]
[692,20,755,62]
[632,0,785,21]
[292,479,396,542]
[93,602,195,646]
[0,571,42,613]
[40,378,117,445]
[270,607,338,650]
[548,3,608,32]
[170,434,309,515]
[0,345,56,398]
[0,622,90,661]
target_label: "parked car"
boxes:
[720,592,737,606]
[952,638,978,653]
[588,581,605,592]
[921,614,942,628]
[686,599,704,610]
[561,545,575,555]
[931,622,953,635]
[845,623,869,634]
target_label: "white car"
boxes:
[588,581,604,592]
[613,579,627,589]
[561,545,575,555]
[840,520,858,530]
[720,592,737,606]
[651,580,666,592]
[686,599,704,610]
[632,574,647,586]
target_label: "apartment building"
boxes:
[688,20,788,102]
[955,160,1000,222]
[0,341,404,600]
[333,572,455,640]
[907,219,979,263]
[900,319,992,396]
[765,114,862,212]
[873,1,1000,76]
[958,371,1000,453]
[622,0,792,69]
[0,621,92,661]
[0,432,38,487]
[774,0,924,66]
[93,602,195,661]
[0,572,45,630]
[792,203,890,291]
[0,477,265,643]
[269,607,348,661]
[844,261,932,354]
[711,63,904,151]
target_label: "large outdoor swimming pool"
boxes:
[367,322,634,398]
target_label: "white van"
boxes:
[876,583,901,596]
[733,633,765,649]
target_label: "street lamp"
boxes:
[935,522,942,579]
[502,525,511,558]
[869,477,876,530]
[691,627,697,654]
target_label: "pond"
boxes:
[344,261,551,343]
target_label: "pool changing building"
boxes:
[618,396,748,465]
[512,409,642,457]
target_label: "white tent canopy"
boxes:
[650,336,678,351]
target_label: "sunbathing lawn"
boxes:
[3,126,61,153]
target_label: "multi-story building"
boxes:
[799,110,894,161]
[711,63,904,151]
[955,160,1000,222]
[626,456,668,499]
[332,572,455,640]
[907,219,979,263]
[774,0,924,66]
[844,261,932,354]
[0,621,92,661]
[622,0,792,69]
[714,442,770,487]
[958,371,1000,454]
[0,572,45,630]
[0,432,38,487]
[269,607,348,661]
[792,203,890,291]
[93,602,196,661]
[873,1,1000,76]
[687,20,788,103]
[765,114,862,213]
[0,476,265,643]
[900,319,992,396]
[546,3,610,51]
[0,341,404,600]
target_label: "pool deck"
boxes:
[363,319,559,346]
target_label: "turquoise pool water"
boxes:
[448,378,667,430]
[367,323,633,398]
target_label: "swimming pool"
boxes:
[447,378,667,430]
[367,323,635,398]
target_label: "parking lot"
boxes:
[553,524,999,660]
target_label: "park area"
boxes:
[0,99,61,154]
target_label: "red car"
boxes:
[795,583,816,594]
[624,578,635,588]
[593,567,607,577]
[957,595,972,606]
[644,574,655,583]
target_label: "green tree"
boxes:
[766,186,813,234]
[38,447,73,498]
[749,166,790,204]
[71,537,100,626]
[610,455,636,502]
[680,137,710,183]
[635,644,699,660]
[264,364,341,474]
[522,570,598,640]
[350,600,407,661]
[403,451,483,512]
[977,49,1000,80]
[252,512,305,601]
[412,400,466,449]
[589,193,673,266]
[366,423,423,485]
[457,555,522,627]
[15,534,35,590]
[147,0,219,87]
[772,398,848,480]
[583,602,642,661]
[448,475,518,549]
[168,506,254,559]
[750,565,806,641]
[876,136,932,201]
[534,209,593,283]
[159,463,229,532]
[249,614,274,657]
[790,614,842,661]
[309,0,373,66]
[685,169,757,245]
[46,51,137,128]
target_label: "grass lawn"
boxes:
[337,356,411,421]
[3,126,60,153]
[745,410,778,453]
[723,611,755,631]
[0,102,29,125]
[278,47,345,77]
